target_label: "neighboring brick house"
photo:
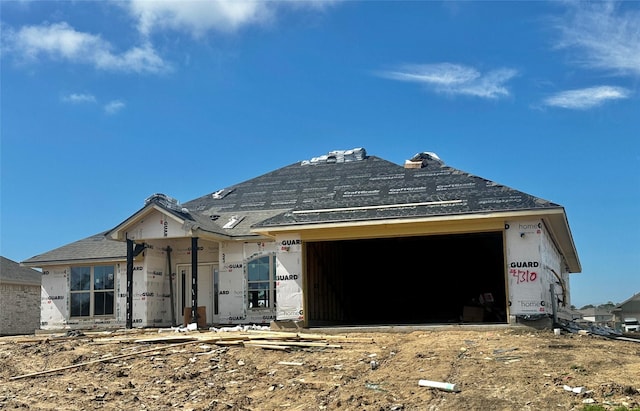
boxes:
[23,149,581,330]
[0,256,42,335]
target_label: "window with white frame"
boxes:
[70,265,115,317]
[247,255,276,309]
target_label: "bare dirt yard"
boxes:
[1,326,639,411]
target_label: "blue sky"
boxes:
[1,1,638,308]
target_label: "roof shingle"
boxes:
[1,256,42,285]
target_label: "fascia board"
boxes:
[252,209,564,235]
[189,228,268,243]
[21,256,127,269]
[0,279,41,286]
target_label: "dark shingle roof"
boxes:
[182,152,560,229]
[27,149,576,269]
[1,256,41,285]
[22,232,126,266]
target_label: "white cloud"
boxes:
[125,0,274,38]
[61,93,97,104]
[4,22,170,74]
[554,2,640,76]
[104,100,126,114]
[60,93,127,114]
[124,0,341,38]
[379,63,518,99]
[543,86,631,109]
[4,2,340,73]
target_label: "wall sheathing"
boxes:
[125,211,189,242]
[219,242,245,323]
[40,266,69,330]
[141,239,218,327]
[136,246,170,327]
[275,234,304,321]
[506,219,565,318]
[40,265,126,330]
[539,221,570,315]
[42,219,572,329]
[115,263,127,324]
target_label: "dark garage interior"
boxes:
[305,231,507,326]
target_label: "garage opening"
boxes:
[305,231,506,326]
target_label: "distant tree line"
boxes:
[571,301,617,310]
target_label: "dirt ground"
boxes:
[1,326,639,411]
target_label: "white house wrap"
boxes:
[23,149,580,330]
[276,234,303,321]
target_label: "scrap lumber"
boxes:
[214,340,246,346]
[300,334,374,343]
[9,340,203,381]
[134,336,200,344]
[248,329,374,343]
[243,340,341,349]
[134,333,250,344]
[244,343,291,351]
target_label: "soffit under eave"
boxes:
[107,204,187,241]
[252,209,582,272]
[543,212,582,273]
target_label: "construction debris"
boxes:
[418,379,461,392]
[9,329,345,381]
[2,328,639,410]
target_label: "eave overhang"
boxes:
[252,208,581,273]
[107,203,269,243]
[22,256,127,269]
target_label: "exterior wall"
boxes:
[115,263,128,325]
[140,239,218,327]
[37,237,289,330]
[134,246,171,327]
[40,264,126,330]
[40,266,69,330]
[219,242,245,324]
[539,219,570,317]
[0,282,40,335]
[505,219,568,317]
[218,240,278,325]
[123,238,286,327]
[275,234,303,321]
[39,219,573,330]
[125,211,191,241]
